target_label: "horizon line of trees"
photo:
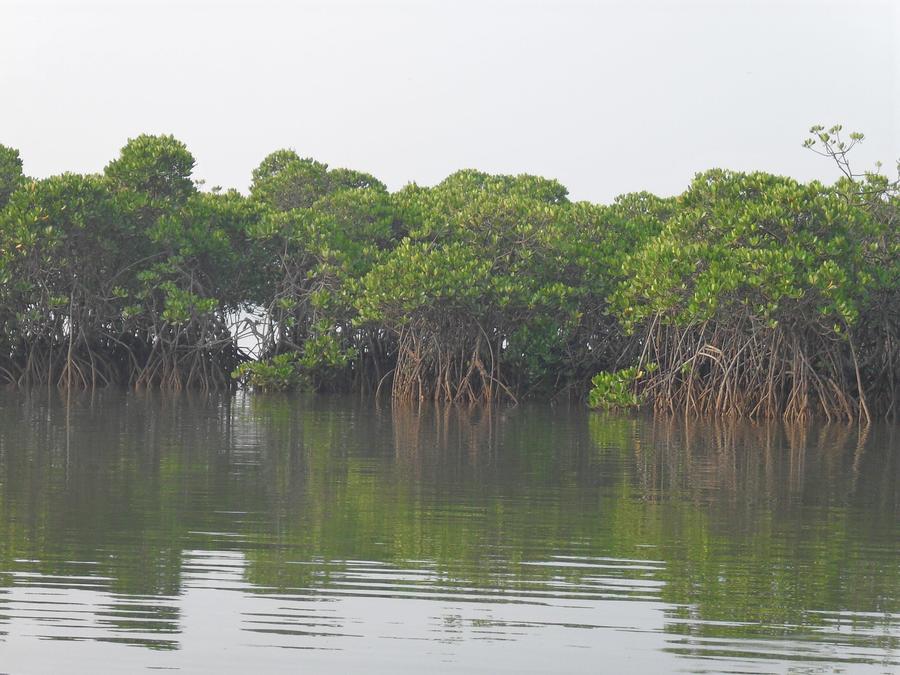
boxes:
[0,126,897,421]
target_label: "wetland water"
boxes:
[0,391,896,673]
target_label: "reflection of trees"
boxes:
[601,415,900,644]
[0,389,249,647]
[623,416,899,516]
[0,390,896,652]
[241,399,615,592]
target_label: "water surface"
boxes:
[0,391,897,673]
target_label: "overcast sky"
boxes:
[1,0,897,203]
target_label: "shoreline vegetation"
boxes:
[0,126,897,421]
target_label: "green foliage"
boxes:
[0,137,259,389]
[353,169,630,400]
[0,129,896,415]
[587,367,642,410]
[104,134,196,204]
[232,352,306,391]
[250,150,386,211]
[0,144,24,209]
[611,170,878,331]
[0,173,132,328]
[246,149,397,388]
[604,163,898,419]
[147,190,268,308]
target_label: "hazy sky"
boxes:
[2,0,897,203]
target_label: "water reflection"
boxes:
[0,390,896,673]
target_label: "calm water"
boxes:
[0,391,897,674]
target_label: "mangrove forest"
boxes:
[0,126,897,421]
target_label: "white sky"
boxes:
[1,0,898,203]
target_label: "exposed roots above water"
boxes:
[633,313,897,423]
[386,323,517,405]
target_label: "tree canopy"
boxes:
[0,129,896,419]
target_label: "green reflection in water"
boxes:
[0,390,896,670]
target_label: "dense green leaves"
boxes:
[0,172,137,386]
[352,171,631,400]
[104,134,195,205]
[250,149,386,211]
[0,144,24,209]
[613,171,873,328]
[601,167,899,420]
[0,133,896,416]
